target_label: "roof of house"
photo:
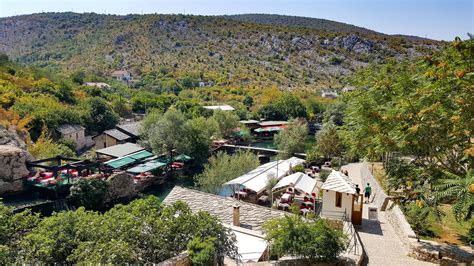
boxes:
[116,121,141,138]
[224,157,306,194]
[239,120,260,124]
[203,105,235,111]
[95,142,144,158]
[103,129,132,141]
[321,170,357,194]
[111,70,129,76]
[225,225,268,263]
[56,124,84,135]
[163,186,287,232]
[272,172,318,194]
[258,121,289,127]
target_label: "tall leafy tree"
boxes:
[195,151,260,194]
[274,120,308,159]
[83,97,118,133]
[314,122,344,159]
[263,215,346,263]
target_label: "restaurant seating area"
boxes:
[226,158,323,216]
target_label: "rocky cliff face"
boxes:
[0,126,32,195]
[0,145,30,195]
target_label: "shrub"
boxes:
[69,179,108,210]
[292,165,305,173]
[403,202,436,237]
[263,215,346,263]
[319,170,331,182]
[187,236,216,265]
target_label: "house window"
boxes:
[335,192,342,208]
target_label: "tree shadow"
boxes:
[357,218,384,236]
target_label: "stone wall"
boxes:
[384,200,417,247]
[0,145,30,195]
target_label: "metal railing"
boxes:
[342,211,362,256]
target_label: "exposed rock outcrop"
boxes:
[0,145,30,195]
[105,172,137,201]
[0,126,32,195]
[324,34,374,53]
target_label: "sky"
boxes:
[0,0,472,40]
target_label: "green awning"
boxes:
[106,157,136,169]
[127,150,154,160]
[173,154,192,162]
[127,160,167,174]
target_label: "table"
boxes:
[281,193,292,201]
[278,203,290,210]
[258,195,268,204]
[236,191,248,198]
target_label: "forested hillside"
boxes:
[0,12,439,90]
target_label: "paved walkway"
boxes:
[341,163,434,265]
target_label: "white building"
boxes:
[321,170,362,224]
[321,90,339,98]
[56,124,86,151]
[84,82,111,89]
[203,105,235,111]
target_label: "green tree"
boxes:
[314,123,344,159]
[13,197,237,264]
[83,97,119,133]
[141,108,190,161]
[212,109,239,138]
[434,170,474,221]
[69,179,109,211]
[28,128,76,159]
[243,95,254,107]
[184,116,219,165]
[195,151,260,194]
[274,120,308,159]
[187,236,216,265]
[263,215,346,263]
[0,204,40,264]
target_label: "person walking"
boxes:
[355,184,361,202]
[364,183,372,203]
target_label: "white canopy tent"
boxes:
[272,172,317,194]
[224,157,305,194]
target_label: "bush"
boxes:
[403,202,436,237]
[292,165,305,173]
[263,215,345,263]
[69,179,108,210]
[319,170,331,182]
[187,236,216,265]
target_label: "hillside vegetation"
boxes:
[0,13,439,90]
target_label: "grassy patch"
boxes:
[423,204,471,245]
[369,162,390,192]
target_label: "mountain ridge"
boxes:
[0,12,440,89]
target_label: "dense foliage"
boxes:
[343,39,473,227]
[274,119,308,158]
[195,151,260,194]
[263,215,346,263]
[0,196,237,264]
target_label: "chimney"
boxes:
[233,204,240,227]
